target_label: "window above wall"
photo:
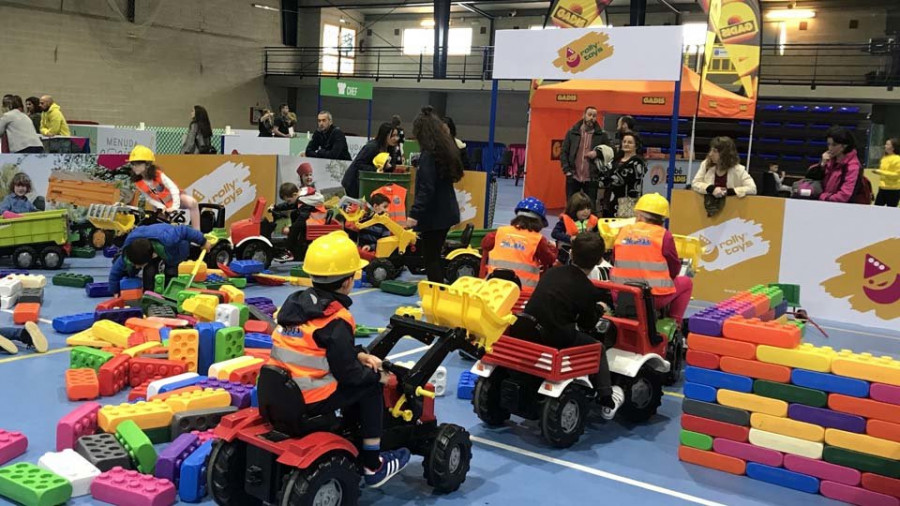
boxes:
[402,27,473,56]
[322,23,356,74]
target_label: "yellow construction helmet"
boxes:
[127,145,156,163]
[634,193,670,218]
[373,152,391,172]
[302,230,368,281]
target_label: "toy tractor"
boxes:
[0,209,70,269]
[208,276,520,505]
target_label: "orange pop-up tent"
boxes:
[525,66,754,209]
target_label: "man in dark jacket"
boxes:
[304,111,351,160]
[560,106,610,211]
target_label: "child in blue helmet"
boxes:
[480,197,557,288]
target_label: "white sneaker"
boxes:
[601,386,625,420]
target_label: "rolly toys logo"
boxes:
[187,162,257,221]
[694,218,770,272]
[552,32,614,74]
[821,238,900,320]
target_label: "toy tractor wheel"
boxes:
[365,258,397,288]
[207,440,260,506]
[423,423,472,494]
[207,242,233,269]
[279,453,360,506]
[664,330,685,386]
[90,228,112,249]
[618,365,664,423]
[237,241,273,268]
[40,246,66,270]
[12,246,37,269]
[540,385,588,448]
[444,254,481,283]
[472,373,510,427]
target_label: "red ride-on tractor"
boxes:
[471,280,671,448]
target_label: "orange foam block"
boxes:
[65,368,100,401]
[829,394,900,424]
[678,445,746,475]
[867,419,900,444]
[229,362,263,385]
[719,356,792,383]
[125,318,164,342]
[13,302,40,324]
[687,333,757,360]
[722,317,801,349]
[861,473,900,500]
[686,350,720,370]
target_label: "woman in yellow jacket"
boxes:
[874,137,900,207]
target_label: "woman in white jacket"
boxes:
[691,136,757,199]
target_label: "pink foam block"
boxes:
[190,429,216,444]
[0,429,27,465]
[90,467,176,506]
[821,481,899,506]
[871,384,900,406]
[56,402,101,451]
[784,454,862,486]
[713,438,783,467]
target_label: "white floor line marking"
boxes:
[470,436,725,506]
[0,309,52,325]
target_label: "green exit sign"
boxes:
[319,78,373,101]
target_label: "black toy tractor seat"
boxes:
[443,223,475,252]
[612,282,662,346]
[257,365,338,438]
[485,268,522,289]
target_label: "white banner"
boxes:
[492,26,684,81]
[95,127,156,154]
[222,136,292,156]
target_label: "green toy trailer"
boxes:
[0,209,70,269]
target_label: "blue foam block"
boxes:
[157,375,208,395]
[683,382,718,402]
[457,371,477,400]
[196,322,225,374]
[85,282,113,298]
[684,366,754,393]
[160,326,171,343]
[94,307,143,325]
[746,463,820,494]
[178,439,214,502]
[251,386,258,407]
[119,277,142,291]
[791,370,870,398]
[773,300,788,318]
[244,333,273,349]
[103,246,119,258]
[0,269,28,277]
[229,260,264,276]
[52,312,95,334]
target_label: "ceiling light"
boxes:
[421,19,436,27]
[339,18,346,23]
[251,3,279,12]
[765,9,816,21]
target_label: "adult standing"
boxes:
[257,109,277,137]
[341,122,400,198]
[0,95,44,153]
[181,105,214,154]
[274,103,295,138]
[442,117,471,170]
[560,106,610,211]
[38,95,70,137]
[614,115,636,150]
[816,126,866,204]
[408,106,463,283]
[601,132,645,217]
[24,97,41,133]
[304,110,351,160]
[874,137,900,207]
[392,114,405,164]
[691,136,756,215]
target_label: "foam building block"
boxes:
[457,371,477,400]
[13,302,40,324]
[713,439,783,468]
[723,317,802,349]
[166,330,199,373]
[9,274,45,289]
[244,333,272,349]
[37,449,101,497]
[70,346,114,372]
[748,428,824,460]
[756,343,835,373]
[745,462,820,494]
[686,350,720,370]
[719,357,792,383]
[0,430,27,466]
[126,318,165,343]
[66,330,108,348]
[753,380,828,407]
[66,368,100,401]
[92,320,136,348]
[680,429,713,450]
[170,406,238,440]
[429,366,448,396]
[75,433,133,472]
[683,398,751,426]
[0,276,22,297]
[687,333,757,360]
[788,403,867,433]
[98,400,174,433]
[123,342,161,358]
[688,308,737,337]
[163,388,231,414]
[196,378,253,408]
[0,294,18,310]
[219,285,244,303]
[195,322,223,375]
[684,382,718,402]
[790,369,870,398]
[155,433,199,484]
[681,414,749,442]
[0,462,73,506]
[90,467,177,506]
[208,356,260,380]
[95,307,143,327]
[57,402,101,451]
[686,367,754,392]
[861,473,900,500]
[115,420,157,474]
[824,428,900,460]
[191,430,216,444]
[178,439,214,503]
[783,454,862,487]
[229,260,264,275]
[181,295,218,322]
[228,362,263,385]
[718,389,789,417]
[86,282,113,298]
[751,413,824,442]
[243,320,271,335]
[96,297,126,311]
[53,312,95,334]
[828,393,900,423]
[831,351,900,387]
[821,481,898,506]
[870,383,900,405]
[19,287,43,304]
[678,445,746,475]
[147,373,200,399]
[824,446,900,479]
[214,326,244,363]
[214,304,240,327]
[128,358,188,388]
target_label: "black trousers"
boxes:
[310,382,384,439]
[286,218,309,258]
[418,228,449,283]
[565,177,599,213]
[567,331,613,398]
[875,189,900,207]
[142,261,178,292]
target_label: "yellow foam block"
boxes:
[749,428,824,459]
[168,329,199,372]
[121,341,161,358]
[211,356,263,380]
[750,413,825,442]
[824,428,900,460]
[66,329,108,348]
[756,343,836,373]
[220,285,244,304]
[163,387,231,413]
[9,274,46,289]
[92,320,134,348]
[177,260,207,281]
[831,350,900,387]
[718,389,788,417]
[181,295,218,322]
[98,399,174,432]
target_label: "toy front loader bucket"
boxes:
[86,204,135,234]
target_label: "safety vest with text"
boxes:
[560,214,599,237]
[135,171,175,209]
[267,302,356,404]
[487,225,543,288]
[610,222,676,297]
[307,206,328,226]
[372,184,407,225]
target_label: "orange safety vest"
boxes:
[610,222,676,296]
[560,214,599,237]
[487,225,543,288]
[306,206,327,226]
[372,184,407,225]
[134,171,175,209]
[267,302,356,404]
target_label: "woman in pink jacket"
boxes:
[818,126,864,203]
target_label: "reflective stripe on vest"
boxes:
[487,225,543,288]
[135,171,174,208]
[561,214,599,237]
[267,302,356,404]
[611,222,676,296]
[372,184,407,225]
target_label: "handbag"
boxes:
[616,196,636,218]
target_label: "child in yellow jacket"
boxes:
[875,137,900,207]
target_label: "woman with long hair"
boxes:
[258,108,277,137]
[181,105,214,154]
[0,95,44,153]
[408,106,463,282]
[341,121,400,198]
[24,97,42,133]
[691,136,757,203]
[601,131,646,217]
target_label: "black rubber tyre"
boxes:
[40,245,66,269]
[618,365,664,423]
[236,241,273,268]
[279,453,360,506]
[12,246,37,269]
[364,258,397,288]
[541,385,588,448]
[472,374,510,427]
[444,254,481,283]
[664,330,685,386]
[207,440,259,506]
[423,424,472,494]
[207,242,233,269]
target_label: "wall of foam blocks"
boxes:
[679,285,900,505]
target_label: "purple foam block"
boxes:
[788,404,866,433]
[870,383,900,406]
[689,309,736,337]
[155,433,200,484]
[197,378,253,408]
[714,438,783,467]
